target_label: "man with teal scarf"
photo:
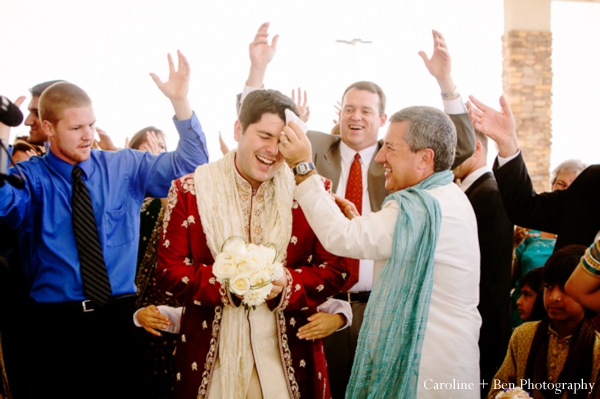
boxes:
[280,106,481,398]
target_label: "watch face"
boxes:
[295,162,314,175]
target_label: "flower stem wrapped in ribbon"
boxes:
[213,236,284,308]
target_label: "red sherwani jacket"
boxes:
[155,174,351,399]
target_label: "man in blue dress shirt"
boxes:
[0,50,208,398]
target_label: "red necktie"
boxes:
[341,153,362,291]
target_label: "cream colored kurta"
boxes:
[295,175,482,399]
[196,153,293,399]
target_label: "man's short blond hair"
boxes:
[39,82,92,126]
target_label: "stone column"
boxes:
[503,0,553,192]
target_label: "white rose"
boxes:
[234,257,252,276]
[222,236,247,257]
[243,283,272,307]
[249,270,272,289]
[213,253,236,282]
[243,290,265,307]
[243,246,267,272]
[229,273,251,296]
[260,245,277,263]
[270,261,284,281]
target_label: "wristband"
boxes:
[442,87,458,99]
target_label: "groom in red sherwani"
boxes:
[155,88,351,399]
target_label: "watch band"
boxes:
[293,162,315,176]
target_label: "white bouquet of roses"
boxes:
[213,236,284,309]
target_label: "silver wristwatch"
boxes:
[293,162,315,176]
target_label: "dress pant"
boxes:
[30,296,143,399]
[323,300,367,399]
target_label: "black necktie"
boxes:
[71,166,112,306]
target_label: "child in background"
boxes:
[490,245,600,399]
[515,268,545,323]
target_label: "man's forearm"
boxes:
[246,64,266,89]
[437,76,458,101]
[171,98,193,121]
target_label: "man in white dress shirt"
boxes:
[278,105,481,398]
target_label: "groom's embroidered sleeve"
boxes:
[269,200,352,312]
[155,176,234,307]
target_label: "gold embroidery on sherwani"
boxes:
[192,150,296,399]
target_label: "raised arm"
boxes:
[418,29,457,101]
[246,22,278,89]
[150,50,192,121]
[279,122,395,260]
[419,30,475,168]
[565,240,600,312]
[126,51,208,198]
[467,95,519,158]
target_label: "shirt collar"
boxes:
[339,141,378,166]
[232,156,272,197]
[548,324,574,345]
[45,148,94,181]
[459,166,491,192]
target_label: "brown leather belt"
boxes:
[333,291,371,303]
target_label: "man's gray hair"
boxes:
[551,159,587,185]
[389,106,456,172]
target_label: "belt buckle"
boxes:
[82,300,95,313]
[347,292,356,304]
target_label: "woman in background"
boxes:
[128,126,178,399]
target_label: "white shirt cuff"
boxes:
[317,298,353,330]
[497,150,521,167]
[241,85,262,105]
[443,96,467,115]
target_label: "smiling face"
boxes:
[552,170,578,191]
[374,121,434,192]
[234,112,285,190]
[44,106,96,165]
[544,283,585,324]
[339,88,387,152]
[516,284,538,321]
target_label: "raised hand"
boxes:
[249,22,278,70]
[95,126,119,151]
[150,50,192,120]
[247,22,279,88]
[333,101,342,125]
[278,122,312,168]
[291,88,310,123]
[139,131,162,155]
[467,95,519,158]
[418,30,456,97]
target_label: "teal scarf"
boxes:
[345,170,454,399]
